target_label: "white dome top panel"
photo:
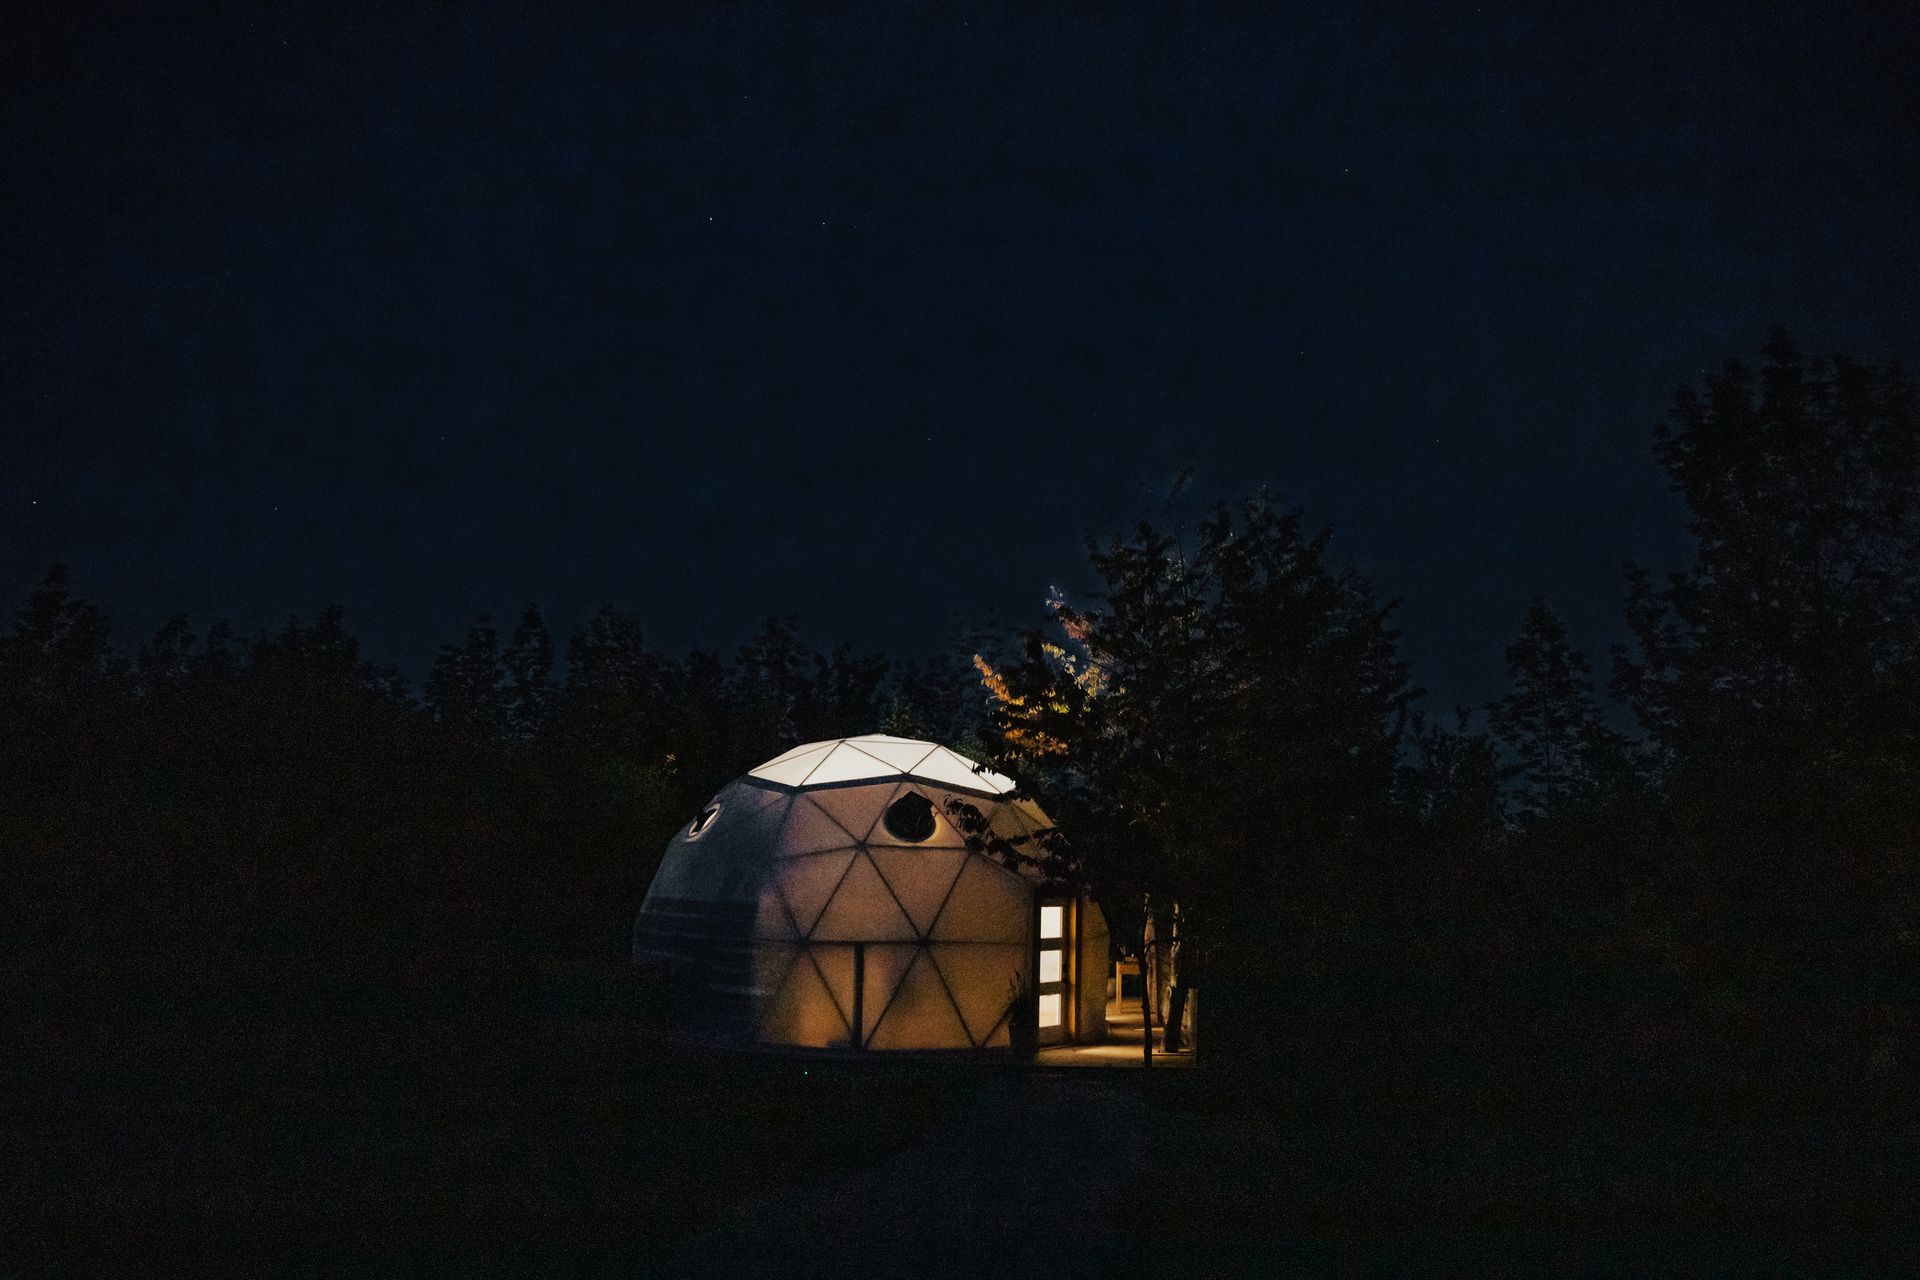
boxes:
[747,734,1017,795]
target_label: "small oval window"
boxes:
[883,790,937,842]
[688,803,721,838]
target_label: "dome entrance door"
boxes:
[1035,898,1075,1046]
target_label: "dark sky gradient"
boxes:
[5,5,1916,712]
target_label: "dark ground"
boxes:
[10,1000,1920,1278]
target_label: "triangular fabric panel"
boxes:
[867,846,969,936]
[685,786,786,852]
[737,781,792,813]
[983,801,1045,871]
[842,737,939,772]
[1011,797,1054,838]
[928,942,1026,1046]
[810,852,917,941]
[776,794,861,857]
[754,886,799,940]
[809,943,857,1033]
[866,787,970,851]
[798,743,897,787]
[688,786,787,850]
[642,844,704,901]
[774,849,857,936]
[930,854,1031,944]
[853,779,911,825]
[756,740,831,769]
[909,748,1014,794]
[754,942,799,1003]
[867,949,972,1049]
[932,746,1017,792]
[987,798,1035,842]
[936,791,1000,851]
[859,943,919,1046]
[654,792,788,903]
[750,743,834,787]
[760,945,850,1049]
[805,783,890,843]
[742,738,1022,795]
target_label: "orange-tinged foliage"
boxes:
[971,653,1071,757]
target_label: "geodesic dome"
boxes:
[632,735,1108,1051]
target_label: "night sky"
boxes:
[5,5,1916,713]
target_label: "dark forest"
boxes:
[10,331,1918,1267]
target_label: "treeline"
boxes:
[977,327,1918,1097]
[1,581,990,1023]
[6,329,1916,1101]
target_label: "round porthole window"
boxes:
[688,803,721,838]
[882,790,937,842]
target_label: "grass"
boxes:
[11,1015,974,1270]
[12,999,1920,1274]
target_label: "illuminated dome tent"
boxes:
[633,735,1108,1051]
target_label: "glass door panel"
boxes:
[1036,897,1073,1045]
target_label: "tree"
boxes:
[502,605,556,739]
[136,615,199,693]
[977,490,1415,1054]
[0,564,127,708]
[1392,706,1510,970]
[734,616,814,745]
[884,625,1011,754]
[1488,597,1628,824]
[661,647,743,801]
[1397,705,1503,853]
[1616,330,1920,789]
[803,642,891,742]
[248,605,408,701]
[560,605,668,758]
[424,616,509,736]
[1613,329,1920,1071]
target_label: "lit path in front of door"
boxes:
[649,999,1190,1275]
[1034,999,1196,1069]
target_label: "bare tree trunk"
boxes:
[1164,926,1197,1052]
[1164,973,1190,1052]
[1141,893,1152,1068]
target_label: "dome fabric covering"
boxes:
[746,735,1019,794]
[633,735,1107,1052]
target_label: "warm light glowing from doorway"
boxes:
[1038,993,1062,1027]
[1040,905,1063,939]
[1039,949,1062,983]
